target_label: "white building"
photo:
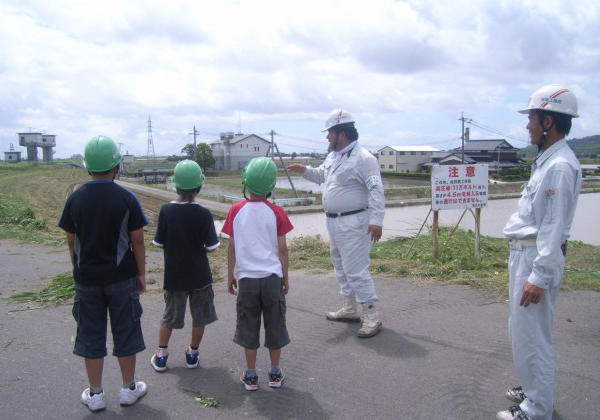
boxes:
[121,154,134,171]
[4,147,21,162]
[378,145,440,172]
[210,132,271,171]
[18,132,56,162]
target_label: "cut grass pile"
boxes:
[6,272,75,306]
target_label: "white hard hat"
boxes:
[323,108,355,132]
[518,84,579,118]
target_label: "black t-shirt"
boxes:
[153,201,220,290]
[58,181,148,285]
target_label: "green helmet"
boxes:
[83,135,123,172]
[242,157,277,195]
[173,160,205,190]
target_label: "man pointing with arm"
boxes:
[288,109,385,338]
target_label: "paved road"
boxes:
[116,181,233,214]
[1,239,598,419]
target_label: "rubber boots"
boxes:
[357,302,382,338]
[326,296,361,323]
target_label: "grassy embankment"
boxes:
[1,162,598,304]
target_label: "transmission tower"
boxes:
[147,115,156,162]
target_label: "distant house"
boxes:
[210,132,271,171]
[377,145,440,173]
[452,138,521,172]
[421,152,476,170]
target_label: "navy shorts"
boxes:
[161,286,218,329]
[234,274,290,350]
[72,277,145,358]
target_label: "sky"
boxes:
[1,0,599,159]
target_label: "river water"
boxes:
[214,193,600,245]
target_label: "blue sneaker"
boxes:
[240,372,259,391]
[268,368,285,388]
[151,349,168,372]
[185,347,199,369]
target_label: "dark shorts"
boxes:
[234,274,290,350]
[72,277,145,359]
[161,286,218,329]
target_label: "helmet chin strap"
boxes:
[537,115,555,152]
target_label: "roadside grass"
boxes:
[6,272,74,306]
[562,240,600,292]
[2,164,599,298]
[288,229,600,298]
[0,163,89,244]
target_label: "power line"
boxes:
[467,119,529,144]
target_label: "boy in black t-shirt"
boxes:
[59,136,148,412]
[151,160,220,372]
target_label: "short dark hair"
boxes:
[332,122,359,142]
[535,110,572,136]
[176,186,201,203]
[88,164,119,176]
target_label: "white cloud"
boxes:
[0,0,599,158]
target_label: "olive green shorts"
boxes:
[161,286,217,329]
[234,274,290,350]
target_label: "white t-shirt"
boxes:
[221,199,293,279]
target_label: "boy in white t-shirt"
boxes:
[221,157,293,391]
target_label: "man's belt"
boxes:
[325,208,367,218]
[508,238,568,256]
[509,238,537,249]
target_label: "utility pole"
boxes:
[147,116,155,163]
[270,130,275,162]
[267,129,298,198]
[460,112,465,162]
[458,113,472,163]
[189,125,199,157]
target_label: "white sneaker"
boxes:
[120,381,148,406]
[506,386,526,403]
[81,388,106,412]
[496,405,532,420]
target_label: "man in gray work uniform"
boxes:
[288,109,385,338]
[498,85,582,420]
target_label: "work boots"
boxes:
[357,302,382,338]
[326,296,361,323]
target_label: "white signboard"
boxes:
[431,164,489,210]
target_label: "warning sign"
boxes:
[431,164,489,210]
